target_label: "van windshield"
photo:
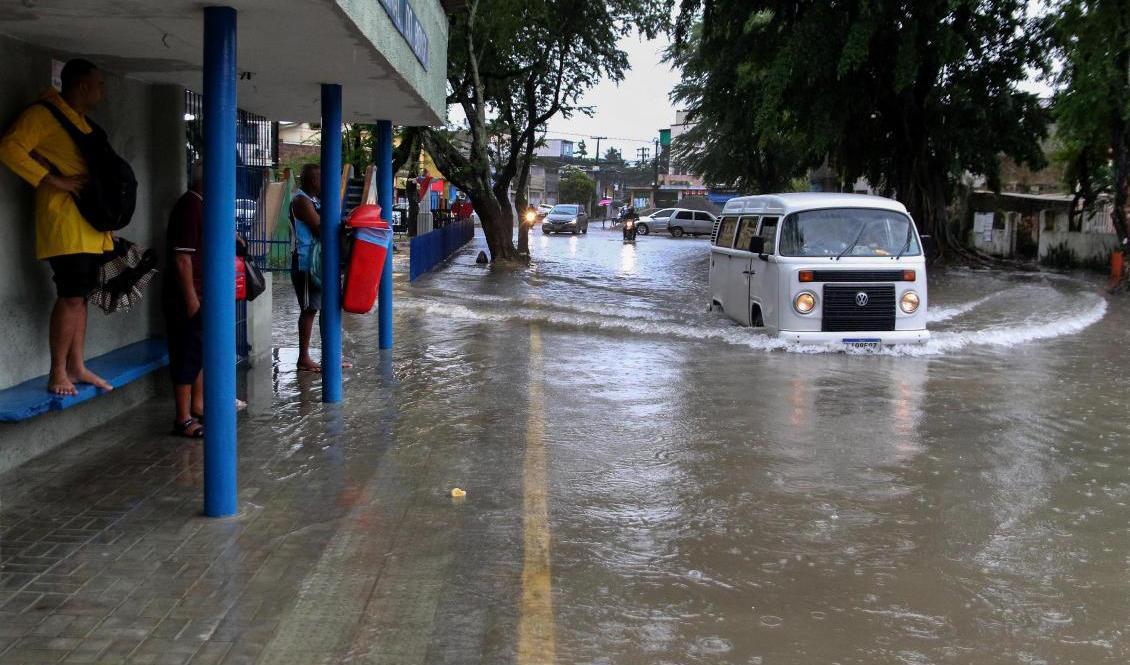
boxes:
[779,208,920,257]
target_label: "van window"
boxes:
[779,208,919,257]
[714,216,739,247]
[758,217,779,253]
[734,216,760,252]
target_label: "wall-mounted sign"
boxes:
[379,0,430,69]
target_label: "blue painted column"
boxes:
[202,6,238,517]
[320,84,343,403]
[376,120,394,349]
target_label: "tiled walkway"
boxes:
[0,291,534,664]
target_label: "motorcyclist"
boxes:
[622,205,639,242]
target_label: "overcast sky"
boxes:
[539,25,1053,164]
[542,33,681,164]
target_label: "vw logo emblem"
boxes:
[855,292,869,307]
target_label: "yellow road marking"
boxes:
[517,326,556,665]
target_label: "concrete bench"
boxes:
[0,338,168,422]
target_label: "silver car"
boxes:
[635,208,676,235]
[636,208,717,237]
[541,204,589,235]
[667,209,717,237]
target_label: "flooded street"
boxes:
[2,225,1128,665]
[394,225,1128,664]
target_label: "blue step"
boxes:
[0,338,169,422]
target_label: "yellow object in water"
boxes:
[450,487,467,498]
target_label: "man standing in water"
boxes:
[0,59,114,395]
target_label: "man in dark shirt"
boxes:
[164,165,204,437]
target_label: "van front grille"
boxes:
[821,285,896,332]
[811,270,906,282]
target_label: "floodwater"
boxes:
[392,225,1128,664]
[2,224,1127,665]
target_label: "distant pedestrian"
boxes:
[0,58,114,396]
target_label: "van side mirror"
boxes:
[920,235,938,259]
[748,236,765,254]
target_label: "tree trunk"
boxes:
[514,155,534,257]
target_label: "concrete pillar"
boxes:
[376,120,393,350]
[319,84,343,403]
[201,5,238,517]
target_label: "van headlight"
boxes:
[793,291,817,314]
[900,290,920,314]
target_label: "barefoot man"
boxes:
[289,164,351,373]
[0,58,113,395]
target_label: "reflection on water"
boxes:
[289,227,1124,663]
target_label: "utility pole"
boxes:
[592,136,607,219]
[652,138,660,208]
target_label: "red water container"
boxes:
[343,204,392,314]
[235,256,247,301]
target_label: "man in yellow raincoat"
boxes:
[0,59,114,396]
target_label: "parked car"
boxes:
[709,193,930,348]
[541,204,589,235]
[635,207,675,235]
[667,209,717,237]
[537,203,554,218]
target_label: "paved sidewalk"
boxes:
[0,293,535,665]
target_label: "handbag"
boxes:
[245,258,266,301]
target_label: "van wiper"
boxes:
[894,222,914,260]
[835,222,872,260]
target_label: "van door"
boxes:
[709,215,739,310]
[726,216,760,325]
[748,217,779,329]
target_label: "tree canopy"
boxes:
[1044,0,1130,251]
[670,0,1049,250]
[559,168,596,206]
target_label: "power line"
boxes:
[541,129,655,144]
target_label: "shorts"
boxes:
[291,254,322,311]
[166,309,203,386]
[47,253,103,298]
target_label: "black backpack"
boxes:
[35,101,137,232]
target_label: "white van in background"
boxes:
[709,193,930,349]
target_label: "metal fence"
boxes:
[409,219,475,281]
[185,90,277,359]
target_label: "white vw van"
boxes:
[709,193,930,348]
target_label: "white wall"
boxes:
[971,205,1118,264]
[0,34,186,389]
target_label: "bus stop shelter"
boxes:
[0,0,449,516]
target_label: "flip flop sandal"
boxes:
[171,418,204,439]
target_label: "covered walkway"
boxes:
[0,0,449,512]
[0,256,532,663]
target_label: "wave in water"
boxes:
[404,291,1107,357]
[927,295,994,323]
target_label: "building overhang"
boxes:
[0,0,449,125]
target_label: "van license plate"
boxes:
[843,338,881,351]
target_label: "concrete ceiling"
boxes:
[0,0,446,125]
